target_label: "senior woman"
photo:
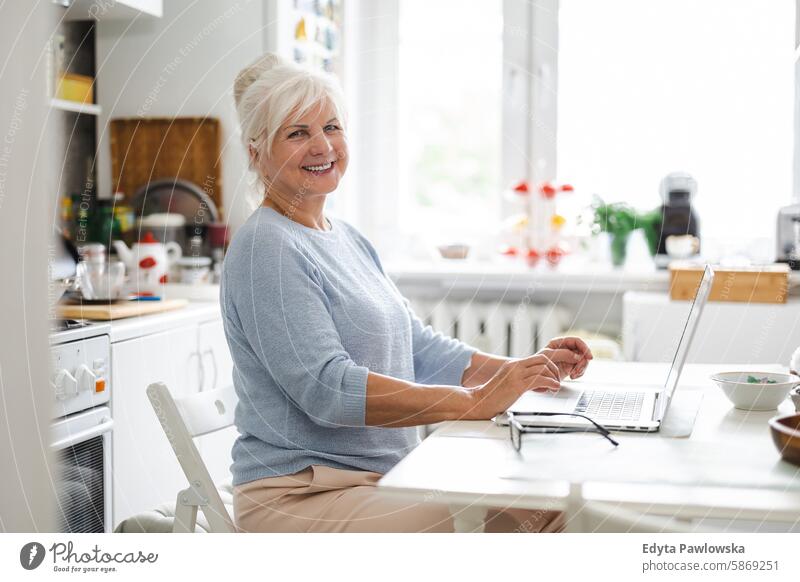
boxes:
[223,53,593,533]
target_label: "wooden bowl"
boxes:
[769,413,800,467]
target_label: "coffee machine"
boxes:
[653,172,701,268]
[776,203,800,269]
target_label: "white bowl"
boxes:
[711,371,800,411]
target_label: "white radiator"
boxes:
[408,299,571,358]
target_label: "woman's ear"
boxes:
[248,143,258,166]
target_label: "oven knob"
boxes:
[75,364,97,393]
[54,369,78,400]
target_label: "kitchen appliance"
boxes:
[113,231,182,295]
[776,203,800,269]
[49,321,113,532]
[654,172,701,268]
[135,212,187,251]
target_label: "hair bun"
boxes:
[233,53,286,109]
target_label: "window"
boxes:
[397,0,504,246]
[557,0,795,258]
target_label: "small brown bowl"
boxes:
[769,413,800,467]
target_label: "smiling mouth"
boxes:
[301,160,336,176]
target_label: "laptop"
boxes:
[503,265,715,432]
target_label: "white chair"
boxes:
[146,381,238,533]
[565,483,716,533]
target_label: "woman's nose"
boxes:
[308,130,333,155]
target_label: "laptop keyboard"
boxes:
[573,390,644,420]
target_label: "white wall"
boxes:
[95,0,268,234]
[0,2,57,531]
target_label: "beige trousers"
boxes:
[234,465,563,533]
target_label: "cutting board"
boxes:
[57,299,188,321]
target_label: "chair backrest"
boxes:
[146,382,238,533]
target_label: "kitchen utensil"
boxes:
[437,243,470,260]
[177,256,212,285]
[665,235,700,259]
[768,413,800,467]
[790,387,800,412]
[710,371,800,411]
[113,231,182,295]
[75,259,126,301]
[57,298,188,321]
[131,178,219,224]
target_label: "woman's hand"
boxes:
[546,336,593,379]
[466,348,582,419]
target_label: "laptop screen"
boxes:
[658,265,715,420]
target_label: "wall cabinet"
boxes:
[64,0,162,21]
[110,314,235,528]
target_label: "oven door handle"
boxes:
[50,417,114,450]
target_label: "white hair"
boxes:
[234,53,348,171]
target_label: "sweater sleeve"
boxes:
[402,298,478,386]
[344,223,477,386]
[227,228,369,428]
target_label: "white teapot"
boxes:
[113,232,182,296]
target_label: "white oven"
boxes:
[49,323,113,533]
[50,406,113,532]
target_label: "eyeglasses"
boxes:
[507,411,620,451]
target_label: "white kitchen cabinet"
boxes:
[196,319,238,487]
[64,0,162,20]
[623,292,800,365]
[111,324,200,527]
[110,310,236,528]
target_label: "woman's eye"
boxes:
[288,130,307,138]
[324,124,341,132]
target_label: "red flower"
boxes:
[545,246,566,266]
[512,181,530,194]
[526,248,541,266]
[540,183,557,198]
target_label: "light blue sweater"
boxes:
[221,206,477,486]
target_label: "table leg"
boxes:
[449,504,488,533]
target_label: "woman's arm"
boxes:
[461,337,595,388]
[365,347,581,428]
[460,351,511,388]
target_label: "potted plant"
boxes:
[591,198,661,267]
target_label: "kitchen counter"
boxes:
[108,300,221,343]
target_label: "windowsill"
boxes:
[386,255,671,293]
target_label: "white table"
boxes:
[377,362,800,532]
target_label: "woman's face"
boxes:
[254,100,348,199]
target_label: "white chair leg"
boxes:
[449,504,488,533]
[173,487,200,533]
